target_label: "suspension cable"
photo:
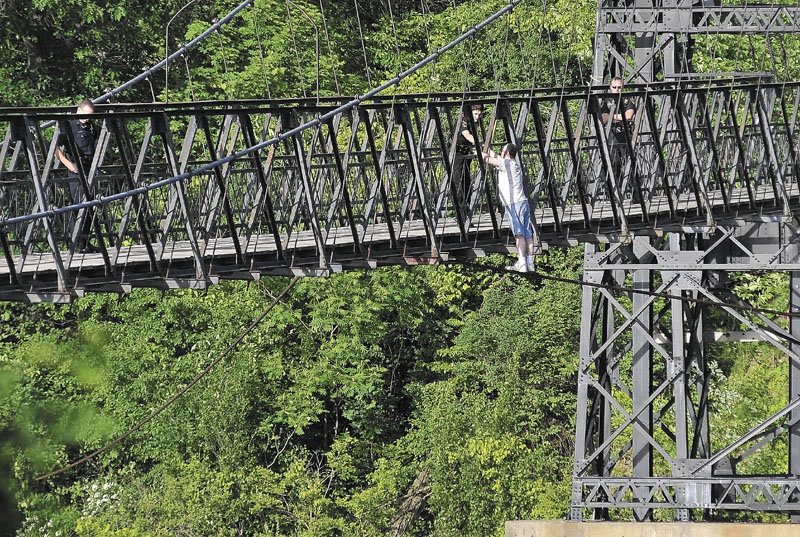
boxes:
[214,23,234,99]
[353,0,373,87]
[34,276,301,482]
[285,0,309,98]
[3,0,527,230]
[317,0,341,95]
[251,0,273,99]
[454,259,800,320]
[165,0,202,104]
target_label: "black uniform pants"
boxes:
[66,171,94,249]
[452,152,473,216]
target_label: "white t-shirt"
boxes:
[493,157,526,206]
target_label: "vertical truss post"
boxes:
[0,230,18,285]
[632,255,653,521]
[155,113,206,280]
[753,89,791,215]
[15,118,69,291]
[395,103,438,252]
[359,106,397,250]
[699,92,730,213]
[724,89,757,209]
[463,103,498,237]
[590,96,626,231]
[430,104,467,240]
[240,113,285,261]
[530,100,562,232]
[643,94,676,219]
[108,118,160,274]
[325,117,361,254]
[778,88,800,197]
[287,112,328,268]
[198,114,245,265]
[675,95,714,225]
[559,98,592,228]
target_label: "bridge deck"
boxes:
[1,183,790,298]
[2,83,800,300]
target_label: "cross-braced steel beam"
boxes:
[0,81,798,301]
[571,225,800,520]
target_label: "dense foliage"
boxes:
[0,254,582,537]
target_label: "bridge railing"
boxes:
[0,81,798,298]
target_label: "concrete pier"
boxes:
[506,520,800,537]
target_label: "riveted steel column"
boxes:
[632,259,653,521]
[668,234,690,522]
[790,271,800,485]
[156,112,205,279]
[288,112,327,268]
[16,118,69,290]
[571,243,601,522]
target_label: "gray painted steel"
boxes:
[1,80,798,301]
[571,0,800,522]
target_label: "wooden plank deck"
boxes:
[0,183,794,281]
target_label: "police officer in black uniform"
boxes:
[452,104,483,218]
[600,77,635,184]
[56,99,98,251]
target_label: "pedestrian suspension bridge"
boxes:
[5,0,800,524]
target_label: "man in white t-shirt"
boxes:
[481,143,534,272]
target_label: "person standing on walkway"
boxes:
[599,77,635,184]
[55,99,98,251]
[482,142,534,272]
[452,104,483,218]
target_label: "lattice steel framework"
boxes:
[571,0,800,521]
[1,80,798,302]
[594,0,800,83]
[571,227,800,520]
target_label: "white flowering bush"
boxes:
[80,480,119,519]
[16,514,62,537]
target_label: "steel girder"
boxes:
[0,81,799,301]
[571,224,800,520]
[593,0,800,83]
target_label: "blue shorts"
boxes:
[506,201,532,238]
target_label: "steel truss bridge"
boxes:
[2,81,798,299]
[5,0,800,523]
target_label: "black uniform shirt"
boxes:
[600,96,635,143]
[456,118,474,155]
[57,120,98,168]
